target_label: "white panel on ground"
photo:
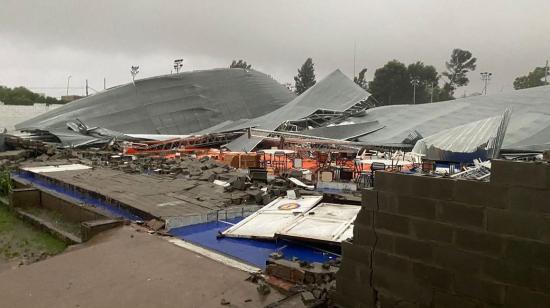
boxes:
[276,203,361,244]
[21,164,92,173]
[222,196,323,239]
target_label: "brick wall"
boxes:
[335,159,550,308]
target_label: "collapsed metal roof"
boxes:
[219,69,371,151]
[412,109,511,162]
[14,65,550,154]
[351,85,550,152]
[15,68,295,138]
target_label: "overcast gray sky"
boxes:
[1,0,549,98]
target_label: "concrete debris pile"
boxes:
[112,156,233,180]
[0,150,30,169]
[258,253,340,307]
[2,144,326,212]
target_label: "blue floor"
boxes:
[169,217,341,268]
[14,171,143,221]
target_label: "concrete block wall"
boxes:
[336,159,550,308]
[11,187,106,223]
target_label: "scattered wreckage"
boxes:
[3,68,550,306]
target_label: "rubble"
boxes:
[257,280,271,295]
[145,219,165,231]
[260,256,339,307]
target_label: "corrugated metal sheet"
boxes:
[300,121,384,140]
[352,86,550,152]
[221,69,370,151]
[412,109,511,162]
[16,68,295,141]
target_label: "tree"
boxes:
[229,59,251,69]
[368,60,409,105]
[294,58,316,94]
[368,60,444,105]
[0,85,63,106]
[407,62,440,104]
[353,68,368,90]
[513,67,549,90]
[441,48,477,98]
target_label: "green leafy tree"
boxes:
[441,48,477,98]
[407,62,440,104]
[294,58,316,94]
[353,68,368,90]
[229,60,252,69]
[369,60,443,105]
[368,60,410,105]
[0,85,63,106]
[513,67,549,90]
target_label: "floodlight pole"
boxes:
[173,59,183,74]
[480,72,492,95]
[411,79,420,105]
[130,66,140,85]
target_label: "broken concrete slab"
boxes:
[0,149,28,161]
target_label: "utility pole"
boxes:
[429,82,434,103]
[86,79,89,96]
[480,72,492,95]
[173,59,183,74]
[545,60,549,84]
[353,41,356,79]
[66,75,72,96]
[411,79,420,104]
[104,78,106,90]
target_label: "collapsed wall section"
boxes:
[335,159,550,308]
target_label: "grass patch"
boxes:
[0,205,66,262]
[0,170,11,197]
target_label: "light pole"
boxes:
[173,59,183,74]
[66,75,72,96]
[480,72,492,95]
[429,82,434,103]
[545,60,549,84]
[130,66,140,85]
[411,78,420,105]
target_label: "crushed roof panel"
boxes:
[223,69,370,151]
[16,68,295,138]
[352,85,550,152]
